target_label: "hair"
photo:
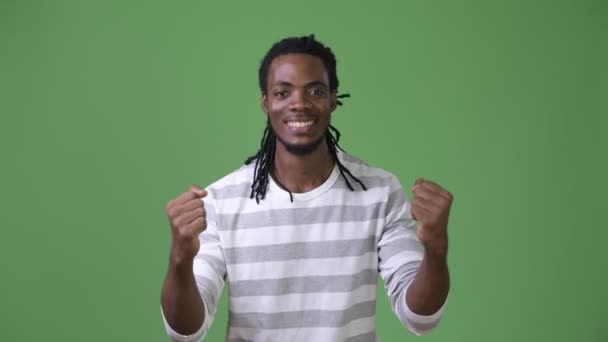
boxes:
[245,34,366,203]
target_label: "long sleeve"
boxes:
[162,189,227,341]
[377,175,446,335]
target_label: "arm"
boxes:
[378,176,452,336]
[406,178,452,315]
[161,254,206,337]
[404,249,450,316]
[161,186,227,342]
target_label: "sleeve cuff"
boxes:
[161,305,207,342]
[399,283,447,336]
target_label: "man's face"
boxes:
[262,53,337,155]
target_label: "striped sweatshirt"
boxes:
[162,151,446,341]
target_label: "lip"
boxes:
[283,116,317,123]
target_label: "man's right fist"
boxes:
[165,185,208,264]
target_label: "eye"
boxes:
[274,90,290,98]
[310,89,325,96]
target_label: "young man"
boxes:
[161,34,453,342]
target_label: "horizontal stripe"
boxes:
[229,269,377,297]
[220,219,379,248]
[224,236,376,265]
[341,152,368,165]
[194,276,221,311]
[229,300,376,329]
[227,253,377,281]
[229,284,377,314]
[216,184,394,215]
[386,265,417,305]
[332,174,392,191]
[194,254,224,275]
[218,203,384,230]
[193,261,223,287]
[212,175,395,201]
[199,234,222,249]
[378,237,423,263]
[212,182,252,200]
[378,222,418,245]
[226,317,376,341]
[379,251,422,276]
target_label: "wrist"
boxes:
[170,248,195,271]
[423,237,449,259]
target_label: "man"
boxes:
[161,34,453,342]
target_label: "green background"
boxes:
[1,0,606,341]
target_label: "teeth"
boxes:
[287,120,314,128]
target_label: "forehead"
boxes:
[267,53,329,85]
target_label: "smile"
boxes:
[286,120,315,128]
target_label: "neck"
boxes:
[273,140,336,194]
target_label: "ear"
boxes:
[261,93,269,114]
[330,91,338,112]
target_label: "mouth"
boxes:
[286,119,315,128]
[284,118,318,135]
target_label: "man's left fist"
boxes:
[411,178,454,255]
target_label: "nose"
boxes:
[289,90,312,111]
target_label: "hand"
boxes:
[165,185,208,264]
[411,178,453,255]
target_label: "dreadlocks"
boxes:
[245,34,367,203]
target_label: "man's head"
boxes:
[258,35,342,155]
[246,34,364,203]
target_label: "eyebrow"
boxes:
[273,80,328,88]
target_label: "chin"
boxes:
[278,135,326,156]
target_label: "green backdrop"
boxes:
[1,0,606,341]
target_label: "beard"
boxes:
[274,130,327,156]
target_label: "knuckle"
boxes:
[177,224,193,237]
[175,215,188,228]
[168,207,179,219]
[184,201,195,211]
[166,199,178,212]
[174,225,186,237]
[194,199,204,209]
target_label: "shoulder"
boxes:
[338,150,404,191]
[204,162,255,201]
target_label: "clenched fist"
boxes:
[165,185,208,264]
[411,178,453,256]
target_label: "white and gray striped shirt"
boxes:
[162,151,446,341]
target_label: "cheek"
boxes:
[314,97,333,111]
[267,100,287,115]
[266,103,284,127]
